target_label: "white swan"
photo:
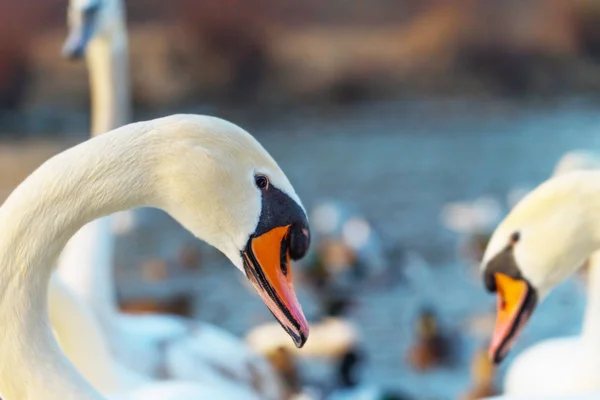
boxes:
[49,275,147,393]
[59,1,282,397]
[497,150,600,396]
[480,168,600,396]
[50,277,259,399]
[0,114,310,400]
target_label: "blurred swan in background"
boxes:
[0,114,311,399]
[56,1,281,397]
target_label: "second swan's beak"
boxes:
[489,273,537,364]
[62,6,99,60]
[242,225,309,348]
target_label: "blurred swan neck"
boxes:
[87,26,130,136]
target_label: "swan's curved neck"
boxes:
[87,28,130,136]
[0,128,157,399]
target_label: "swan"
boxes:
[49,276,261,399]
[480,167,600,395]
[0,114,310,400]
[490,150,600,397]
[59,1,282,396]
[49,275,147,393]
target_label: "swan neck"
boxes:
[56,217,120,332]
[0,129,157,399]
[87,28,130,136]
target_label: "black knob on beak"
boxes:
[288,223,310,261]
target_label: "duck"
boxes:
[57,1,281,396]
[458,347,498,400]
[406,307,452,371]
[440,196,503,266]
[486,150,600,397]
[480,168,600,396]
[305,200,388,284]
[0,114,311,400]
[265,346,302,399]
[327,347,411,400]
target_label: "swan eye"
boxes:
[254,174,269,190]
[509,231,520,246]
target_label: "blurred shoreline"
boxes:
[3,0,600,138]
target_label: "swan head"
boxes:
[152,115,310,347]
[480,171,598,364]
[62,0,125,60]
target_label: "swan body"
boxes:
[49,276,147,394]
[50,278,261,399]
[481,168,600,396]
[0,114,310,400]
[58,1,282,397]
[497,151,600,396]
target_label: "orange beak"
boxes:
[243,225,309,347]
[489,273,537,363]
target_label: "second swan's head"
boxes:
[144,115,311,347]
[62,0,125,60]
[480,170,599,364]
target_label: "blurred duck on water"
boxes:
[406,308,454,372]
[440,196,503,268]
[54,0,281,397]
[327,347,411,400]
[303,200,388,289]
[0,114,311,399]
[479,152,600,398]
